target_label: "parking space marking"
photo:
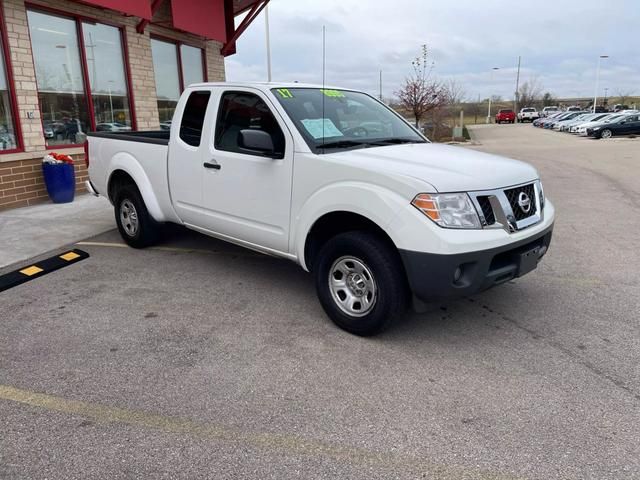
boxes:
[0,249,89,293]
[76,241,263,258]
[0,383,521,480]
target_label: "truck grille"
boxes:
[477,196,496,225]
[469,181,542,233]
[504,183,537,221]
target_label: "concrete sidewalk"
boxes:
[0,194,114,268]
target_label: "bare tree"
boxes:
[615,89,635,105]
[542,92,557,107]
[395,45,447,128]
[518,78,544,108]
[445,79,466,106]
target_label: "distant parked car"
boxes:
[96,122,131,132]
[569,113,615,134]
[566,106,582,112]
[612,104,629,112]
[495,109,515,124]
[160,120,172,130]
[533,112,562,128]
[517,107,539,122]
[559,113,598,132]
[43,123,55,139]
[587,114,640,139]
[544,111,586,129]
[541,106,559,117]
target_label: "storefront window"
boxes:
[0,34,18,151]
[27,9,135,145]
[151,39,181,126]
[151,39,205,127]
[180,44,204,88]
[28,10,90,146]
[82,22,132,132]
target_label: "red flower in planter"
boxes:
[43,152,75,165]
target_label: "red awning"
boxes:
[74,0,266,55]
[70,0,152,20]
[170,0,226,43]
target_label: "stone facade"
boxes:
[0,0,226,210]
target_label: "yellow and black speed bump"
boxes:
[0,249,89,293]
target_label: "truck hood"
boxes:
[325,143,538,192]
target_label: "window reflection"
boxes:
[180,44,204,88]
[82,22,132,132]
[151,39,181,125]
[0,33,17,150]
[27,10,90,146]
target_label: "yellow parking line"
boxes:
[76,241,129,248]
[76,242,261,258]
[0,384,522,480]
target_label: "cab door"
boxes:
[167,89,213,224]
[198,88,293,253]
[621,115,640,135]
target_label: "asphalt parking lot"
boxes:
[1,124,639,479]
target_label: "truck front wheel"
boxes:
[313,231,409,336]
[114,184,160,248]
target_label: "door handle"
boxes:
[203,162,221,170]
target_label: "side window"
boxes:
[214,91,285,157]
[179,90,211,147]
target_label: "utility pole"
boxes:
[514,55,521,113]
[265,3,272,82]
[593,55,608,113]
[486,67,499,124]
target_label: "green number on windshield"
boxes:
[277,88,294,98]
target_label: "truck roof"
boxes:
[186,81,349,91]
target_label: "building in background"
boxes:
[0,0,268,210]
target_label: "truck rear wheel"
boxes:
[313,231,409,336]
[114,184,160,248]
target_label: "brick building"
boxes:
[0,0,265,210]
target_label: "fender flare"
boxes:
[107,153,166,222]
[293,182,408,271]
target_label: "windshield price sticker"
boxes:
[321,89,345,98]
[276,88,294,98]
[301,118,344,139]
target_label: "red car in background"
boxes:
[495,109,516,124]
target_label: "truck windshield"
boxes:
[271,87,426,152]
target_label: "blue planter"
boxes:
[42,162,75,204]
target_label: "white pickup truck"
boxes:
[86,82,554,336]
[517,107,540,122]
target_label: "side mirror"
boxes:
[238,129,276,157]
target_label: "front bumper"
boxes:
[399,223,553,302]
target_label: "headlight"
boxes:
[411,193,481,229]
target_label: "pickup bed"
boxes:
[495,109,515,124]
[517,108,540,122]
[86,82,554,336]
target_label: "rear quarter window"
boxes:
[179,91,211,147]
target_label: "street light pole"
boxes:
[264,3,272,82]
[486,67,499,124]
[593,55,608,113]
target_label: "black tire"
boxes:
[313,231,409,336]
[114,183,160,248]
[600,129,612,139]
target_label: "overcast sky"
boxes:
[225,0,640,102]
